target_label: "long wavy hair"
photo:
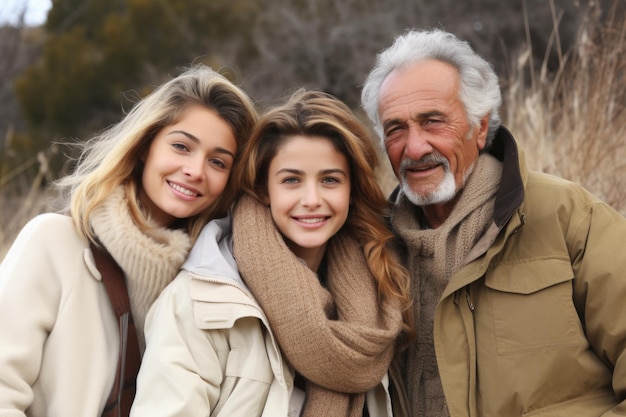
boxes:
[56,64,258,243]
[238,89,414,341]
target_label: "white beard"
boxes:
[401,159,475,206]
[401,170,457,206]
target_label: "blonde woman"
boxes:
[0,65,257,417]
[131,89,413,417]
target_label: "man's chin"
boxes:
[402,183,456,206]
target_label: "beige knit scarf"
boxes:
[90,186,191,352]
[390,154,503,417]
[232,194,403,417]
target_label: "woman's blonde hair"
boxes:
[56,64,258,243]
[238,89,414,340]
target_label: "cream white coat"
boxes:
[131,216,393,417]
[0,214,119,417]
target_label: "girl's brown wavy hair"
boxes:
[237,88,415,343]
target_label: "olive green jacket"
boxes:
[391,127,626,416]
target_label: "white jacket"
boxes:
[0,214,119,417]
[0,204,190,417]
[131,215,394,417]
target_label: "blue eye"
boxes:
[322,177,340,184]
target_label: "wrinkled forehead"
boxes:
[378,60,461,117]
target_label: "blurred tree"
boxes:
[0,6,49,192]
[14,0,260,158]
[242,0,594,110]
[0,22,26,148]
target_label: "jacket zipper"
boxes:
[454,287,477,416]
[466,289,475,312]
[455,288,476,311]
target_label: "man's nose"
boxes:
[404,126,433,160]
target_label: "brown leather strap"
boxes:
[91,243,140,417]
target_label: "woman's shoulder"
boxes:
[20,212,81,242]
[24,211,73,228]
[1,213,90,288]
[7,213,85,258]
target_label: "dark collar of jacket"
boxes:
[489,126,525,228]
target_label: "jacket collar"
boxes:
[440,127,528,296]
[487,126,525,228]
[182,214,245,288]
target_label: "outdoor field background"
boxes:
[1,0,624,260]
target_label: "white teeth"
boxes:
[170,182,196,196]
[299,217,325,224]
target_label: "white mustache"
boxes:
[399,153,450,175]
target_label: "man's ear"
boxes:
[476,114,490,150]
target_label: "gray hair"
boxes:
[361,29,502,148]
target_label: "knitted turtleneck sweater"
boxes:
[90,187,191,352]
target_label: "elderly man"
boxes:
[361,28,626,417]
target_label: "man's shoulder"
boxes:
[526,171,599,202]
[523,171,607,219]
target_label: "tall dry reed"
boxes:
[504,0,626,214]
[0,140,59,260]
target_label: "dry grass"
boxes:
[503,0,626,214]
[0,142,60,260]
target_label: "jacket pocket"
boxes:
[209,317,275,416]
[485,257,582,355]
[522,388,617,416]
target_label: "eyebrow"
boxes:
[169,130,235,158]
[275,168,348,176]
[415,110,446,120]
[382,110,446,130]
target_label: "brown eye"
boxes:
[209,159,227,169]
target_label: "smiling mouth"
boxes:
[168,181,199,197]
[295,217,328,224]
